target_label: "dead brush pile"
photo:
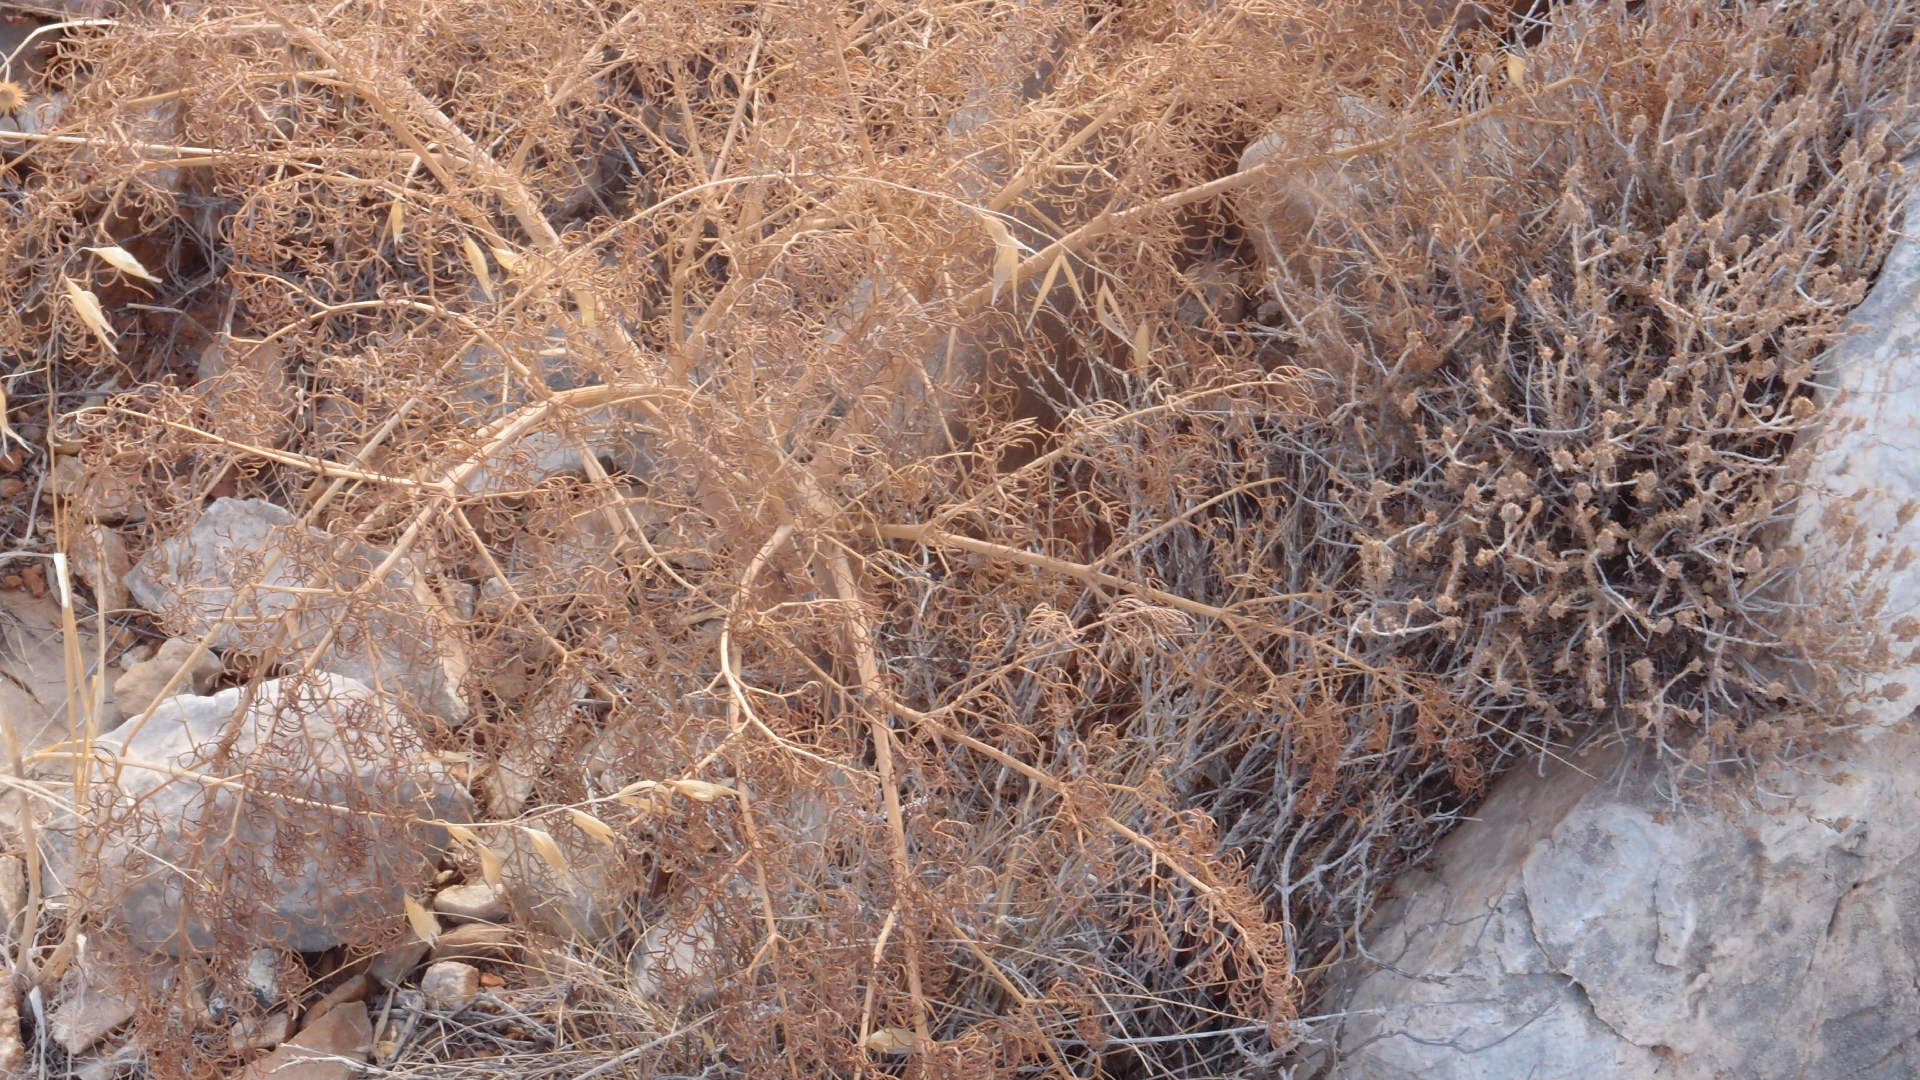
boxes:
[0,0,1913,1076]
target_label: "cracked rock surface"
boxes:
[1310,733,1920,1079]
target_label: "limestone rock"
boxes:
[419,961,479,1011]
[432,883,507,924]
[244,947,281,1005]
[0,855,25,927]
[236,1000,370,1080]
[784,767,869,878]
[1235,94,1399,287]
[124,498,469,721]
[478,750,538,819]
[68,1039,144,1080]
[300,974,369,1031]
[1312,731,1920,1078]
[109,638,220,723]
[479,676,583,818]
[451,337,654,494]
[459,428,595,497]
[0,982,21,1076]
[85,674,469,954]
[1313,160,1920,1080]
[1787,172,1920,725]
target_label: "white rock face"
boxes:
[124,498,469,722]
[1313,733,1920,1078]
[83,674,469,954]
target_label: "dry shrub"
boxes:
[0,0,1914,1076]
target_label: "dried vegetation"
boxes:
[0,0,1915,1076]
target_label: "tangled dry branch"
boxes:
[0,0,1913,1076]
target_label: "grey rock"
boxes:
[109,638,220,722]
[1315,160,1920,1080]
[124,498,469,722]
[458,428,594,497]
[785,767,868,878]
[299,975,370,1032]
[432,883,507,924]
[196,338,295,450]
[164,961,216,1031]
[0,87,63,138]
[1314,731,1920,1079]
[453,331,654,493]
[1236,94,1409,292]
[0,855,24,928]
[0,588,120,751]
[478,748,539,819]
[419,961,479,1010]
[85,674,469,954]
[0,983,25,1076]
[244,947,281,1004]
